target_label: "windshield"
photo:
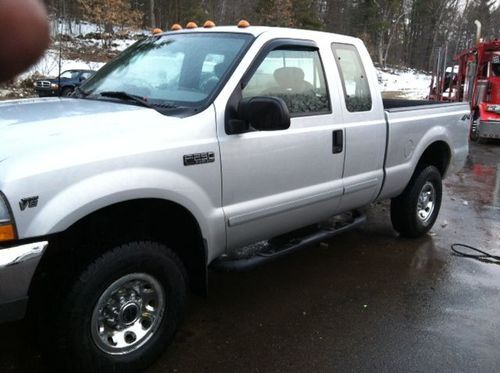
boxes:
[60,70,81,79]
[80,32,253,110]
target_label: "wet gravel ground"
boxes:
[1,142,499,372]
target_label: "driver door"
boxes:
[218,41,346,250]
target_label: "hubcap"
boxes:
[416,181,436,223]
[91,273,165,355]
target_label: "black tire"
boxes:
[469,116,484,144]
[391,165,442,238]
[60,87,73,96]
[51,241,187,372]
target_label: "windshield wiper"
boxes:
[97,91,183,113]
[98,91,157,110]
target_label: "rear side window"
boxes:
[242,48,330,116]
[331,43,372,112]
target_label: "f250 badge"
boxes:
[19,196,39,211]
[183,152,215,166]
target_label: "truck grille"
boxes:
[35,81,51,88]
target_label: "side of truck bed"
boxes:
[379,101,470,200]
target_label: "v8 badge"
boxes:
[19,196,39,211]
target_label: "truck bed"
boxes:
[379,101,470,200]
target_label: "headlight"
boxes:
[50,83,59,89]
[0,193,16,242]
[486,104,500,113]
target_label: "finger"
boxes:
[0,0,50,82]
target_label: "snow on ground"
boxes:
[49,20,148,38]
[377,68,432,100]
[21,50,105,79]
[19,38,138,79]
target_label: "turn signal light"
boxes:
[238,20,250,28]
[0,224,15,242]
[186,22,198,29]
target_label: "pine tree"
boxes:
[255,0,295,27]
[292,0,324,29]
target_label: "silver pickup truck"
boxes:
[0,26,469,371]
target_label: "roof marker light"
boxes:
[204,20,216,28]
[152,28,163,35]
[171,24,183,31]
[238,20,250,28]
[186,22,198,29]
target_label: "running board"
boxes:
[210,211,366,272]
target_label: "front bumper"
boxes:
[478,120,500,139]
[0,241,47,323]
[35,89,57,97]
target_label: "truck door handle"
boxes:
[332,130,343,154]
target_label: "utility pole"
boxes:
[58,0,63,96]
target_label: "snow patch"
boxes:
[377,68,432,100]
[20,50,105,79]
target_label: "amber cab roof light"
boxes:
[186,22,198,29]
[204,20,216,28]
[238,20,250,28]
[152,28,163,35]
[171,23,183,31]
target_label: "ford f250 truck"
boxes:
[0,26,469,371]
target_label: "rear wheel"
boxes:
[51,241,187,372]
[391,165,442,238]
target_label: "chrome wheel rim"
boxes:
[416,181,436,223]
[91,273,165,355]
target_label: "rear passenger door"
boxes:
[218,41,345,250]
[331,42,387,211]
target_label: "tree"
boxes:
[292,0,324,29]
[150,0,155,28]
[255,0,295,27]
[42,0,498,71]
[371,0,406,67]
[78,0,143,45]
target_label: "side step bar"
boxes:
[210,211,366,272]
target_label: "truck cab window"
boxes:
[492,61,500,77]
[332,43,372,112]
[242,48,330,115]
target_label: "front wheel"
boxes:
[52,241,187,372]
[60,87,74,96]
[469,116,485,143]
[391,165,442,238]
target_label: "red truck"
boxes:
[429,23,500,142]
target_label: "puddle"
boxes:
[446,143,500,215]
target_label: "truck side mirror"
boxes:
[238,96,291,132]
